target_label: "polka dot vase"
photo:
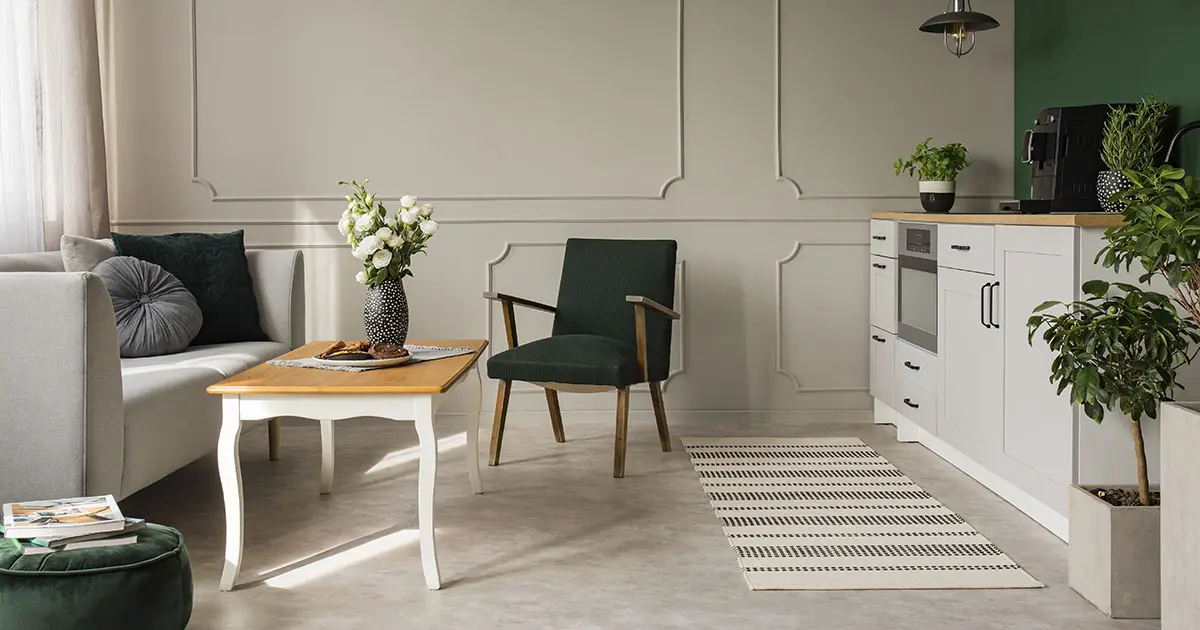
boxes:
[1097,170,1133,213]
[363,279,409,346]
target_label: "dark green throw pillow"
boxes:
[112,231,267,345]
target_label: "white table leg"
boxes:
[414,395,442,590]
[466,364,483,494]
[218,396,244,591]
[320,420,335,494]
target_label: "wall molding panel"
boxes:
[188,0,684,203]
[775,240,871,394]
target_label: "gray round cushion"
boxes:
[93,256,203,358]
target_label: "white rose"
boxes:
[355,270,367,284]
[371,248,393,269]
[419,220,438,235]
[337,214,352,236]
[375,226,393,241]
[419,203,433,217]
[400,209,418,225]
[388,235,404,248]
[352,235,381,260]
[354,212,375,233]
[399,194,417,208]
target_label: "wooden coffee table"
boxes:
[206,339,488,592]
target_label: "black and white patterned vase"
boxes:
[363,278,409,346]
[1097,170,1133,213]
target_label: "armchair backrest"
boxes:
[552,239,677,379]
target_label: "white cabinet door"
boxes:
[938,267,1002,470]
[995,225,1078,516]
[869,255,897,333]
[869,327,895,408]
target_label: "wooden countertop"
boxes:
[870,211,1124,227]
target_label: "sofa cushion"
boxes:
[119,342,287,494]
[93,256,203,358]
[60,235,116,272]
[112,231,267,346]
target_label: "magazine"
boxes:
[2,495,125,539]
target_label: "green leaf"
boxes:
[1081,279,1110,297]
[1032,300,1061,313]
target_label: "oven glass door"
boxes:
[898,255,937,353]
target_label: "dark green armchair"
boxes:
[484,238,679,478]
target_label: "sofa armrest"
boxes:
[246,249,306,348]
[0,272,124,503]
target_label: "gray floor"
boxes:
[123,411,1158,629]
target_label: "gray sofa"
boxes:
[0,249,305,504]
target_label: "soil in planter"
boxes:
[1091,487,1161,507]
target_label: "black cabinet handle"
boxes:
[903,398,920,409]
[903,361,920,371]
[989,282,1000,329]
[872,263,887,269]
[871,335,886,343]
[950,244,971,251]
[872,235,887,241]
[980,283,992,328]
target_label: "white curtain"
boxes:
[0,0,109,255]
[0,0,44,254]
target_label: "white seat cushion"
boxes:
[119,342,288,495]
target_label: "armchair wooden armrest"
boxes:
[625,295,680,320]
[626,295,680,381]
[483,292,556,349]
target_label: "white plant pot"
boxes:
[1068,484,1160,619]
[1161,402,1200,629]
[918,180,956,212]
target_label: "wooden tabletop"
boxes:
[207,340,489,395]
[870,211,1125,227]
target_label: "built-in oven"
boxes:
[898,223,937,354]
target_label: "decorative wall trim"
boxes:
[484,242,686,395]
[772,0,1010,202]
[774,240,870,393]
[188,0,684,203]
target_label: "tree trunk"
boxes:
[1131,418,1153,506]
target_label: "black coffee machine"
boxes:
[1008,104,1176,213]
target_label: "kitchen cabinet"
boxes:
[869,255,897,333]
[994,225,1077,516]
[938,266,1002,471]
[895,340,938,434]
[869,327,895,409]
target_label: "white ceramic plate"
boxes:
[312,354,412,368]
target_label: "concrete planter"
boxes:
[1068,484,1160,619]
[1162,402,1200,630]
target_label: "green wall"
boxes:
[1015,0,1200,197]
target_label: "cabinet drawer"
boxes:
[895,375,937,434]
[869,327,895,408]
[895,339,938,392]
[869,255,897,333]
[938,224,994,274]
[870,220,897,258]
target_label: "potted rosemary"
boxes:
[1098,95,1170,212]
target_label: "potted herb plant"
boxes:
[1027,164,1200,618]
[1098,95,1170,212]
[894,138,969,213]
[337,179,438,346]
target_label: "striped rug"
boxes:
[681,437,1043,591]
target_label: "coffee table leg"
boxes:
[218,395,244,591]
[466,364,483,494]
[320,420,335,494]
[414,395,442,590]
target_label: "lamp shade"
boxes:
[919,10,1000,34]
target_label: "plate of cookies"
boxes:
[313,341,412,367]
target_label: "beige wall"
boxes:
[109,0,1014,415]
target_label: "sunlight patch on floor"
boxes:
[263,529,421,589]
[364,432,468,474]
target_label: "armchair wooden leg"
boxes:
[648,382,671,452]
[268,418,282,461]
[613,387,630,478]
[545,389,566,443]
[489,380,512,466]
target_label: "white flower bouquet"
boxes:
[337,179,437,286]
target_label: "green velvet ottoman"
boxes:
[0,524,193,630]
